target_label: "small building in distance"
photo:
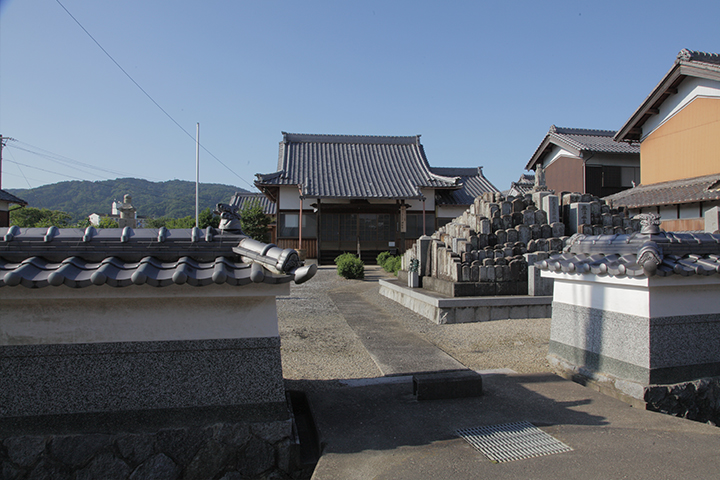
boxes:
[526,126,640,197]
[504,172,536,198]
[0,189,27,228]
[227,191,277,243]
[608,49,720,232]
[89,194,143,228]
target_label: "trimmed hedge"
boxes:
[376,251,401,275]
[335,253,365,279]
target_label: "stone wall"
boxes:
[0,416,297,480]
[645,377,720,426]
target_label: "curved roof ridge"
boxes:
[552,126,617,137]
[677,49,720,66]
[281,132,420,145]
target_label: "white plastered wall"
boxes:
[0,282,289,345]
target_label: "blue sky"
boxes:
[1,1,719,194]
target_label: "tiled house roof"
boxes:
[431,167,499,205]
[526,126,640,171]
[255,133,460,200]
[615,49,720,142]
[230,192,276,215]
[0,189,27,205]
[0,226,313,288]
[505,173,535,196]
[605,173,720,209]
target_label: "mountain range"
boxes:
[7,178,249,221]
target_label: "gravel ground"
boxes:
[277,264,551,381]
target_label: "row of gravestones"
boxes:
[403,191,639,289]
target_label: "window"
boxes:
[279,213,316,238]
[406,213,435,238]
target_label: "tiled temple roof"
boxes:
[537,217,720,278]
[431,167,499,205]
[0,226,315,288]
[255,133,459,200]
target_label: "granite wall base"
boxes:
[549,302,720,387]
[0,407,298,480]
[0,337,285,418]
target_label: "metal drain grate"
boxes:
[457,421,572,463]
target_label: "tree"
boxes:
[97,217,119,228]
[240,201,271,242]
[9,207,72,228]
[144,208,218,229]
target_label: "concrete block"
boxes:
[705,206,720,233]
[413,370,483,401]
[490,306,511,321]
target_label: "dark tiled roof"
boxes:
[677,49,720,65]
[0,189,27,205]
[256,133,459,200]
[230,192,276,215]
[0,227,311,288]
[538,229,720,278]
[504,173,535,196]
[431,167,499,205]
[0,256,260,288]
[615,49,720,142]
[604,173,720,209]
[526,126,640,171]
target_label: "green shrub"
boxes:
[376,251,393,268]
[335,253,365,279]
[386,256,402,274]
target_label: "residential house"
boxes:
[608,49,720,231]
[526,126,640,197]
[255,133,497,264]
[0,189,27,227]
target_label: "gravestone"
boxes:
[542,195,560,224]
[568,202,591,235]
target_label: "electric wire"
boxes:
[12,141,145,179]
[5,158,90,182]
[54,0,255,190]
[3,147,33,188]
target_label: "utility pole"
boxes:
[0,135,15,190]
[195,123,200,228]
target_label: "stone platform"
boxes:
[379,278,552,324]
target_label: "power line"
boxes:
[54,0,255,190]
[4,158,89,182]
[11,141,148,179]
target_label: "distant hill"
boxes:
[8,178,249,221]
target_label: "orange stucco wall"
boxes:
[641,97,720,184]
[545,156,584,193]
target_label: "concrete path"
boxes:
[307,372,720,480]
[290,266,720,479]
[328,291,465,376]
